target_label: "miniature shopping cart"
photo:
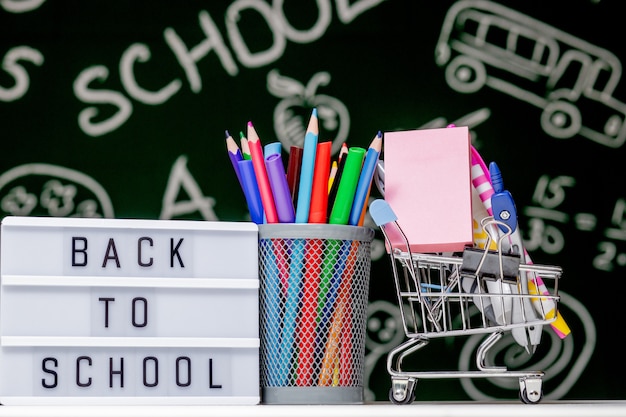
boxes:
[369,199,562,404]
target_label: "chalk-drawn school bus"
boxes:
[435,0,626,148]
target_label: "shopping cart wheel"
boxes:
[389,377,416,404]
[519,377,543,404]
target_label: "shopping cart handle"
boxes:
[369,199,397,226]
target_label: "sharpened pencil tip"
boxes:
[377,131,382,138]
[312,108,317,117]
[225,130,230,138]
[247,121,253,127]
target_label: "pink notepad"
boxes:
[384,126,473,253]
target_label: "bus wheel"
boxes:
[445,55,486,93]
[540,101,581,139]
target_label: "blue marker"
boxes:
[264,141,283,158]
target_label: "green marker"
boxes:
[317,146,365,354]
[328,147,366,225]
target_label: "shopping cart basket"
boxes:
[369,199,562,404]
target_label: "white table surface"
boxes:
[1,402,625,417]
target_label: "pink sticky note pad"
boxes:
[384,126,473,253]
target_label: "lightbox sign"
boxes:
[0,216,260,405]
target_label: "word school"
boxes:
[41,355,223,390]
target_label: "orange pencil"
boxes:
[308,141,331,223]
[318,301,344,386]
[338,241,359,385]
[247,121,278,223]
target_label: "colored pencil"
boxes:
[317,238,342,346]
[279,237,305,384]
[226,130,243,189]
[296,237,323,385]
[247,121,279,223]
[295,108,319,223]
[328,160,338,193]
[349,131,382,226]
[318,301,344,386]
[338,142,348,162]
[240,131,252,160]
[338,241,359,385]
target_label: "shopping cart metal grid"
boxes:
[370,199,562,405]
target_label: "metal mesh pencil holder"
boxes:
[258,224,375,404]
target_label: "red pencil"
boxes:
[308,141,331,223]
[338,142,348,162]
[296,238,322,386]
[247,121,278,223]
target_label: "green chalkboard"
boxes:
[1,0,624,401]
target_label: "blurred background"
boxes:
[0,0,623,401]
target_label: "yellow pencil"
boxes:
[328,160,338,193]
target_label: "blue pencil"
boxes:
[294,108,319,223]
[348,131,382,226]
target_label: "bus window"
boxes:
[548,52,588,93]
[590,63,614,94]
[485,23,508,49]
[514,33,537,61]
[532,40,551,67]
[457,13,479,38]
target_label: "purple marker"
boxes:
[265,153,295,223]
